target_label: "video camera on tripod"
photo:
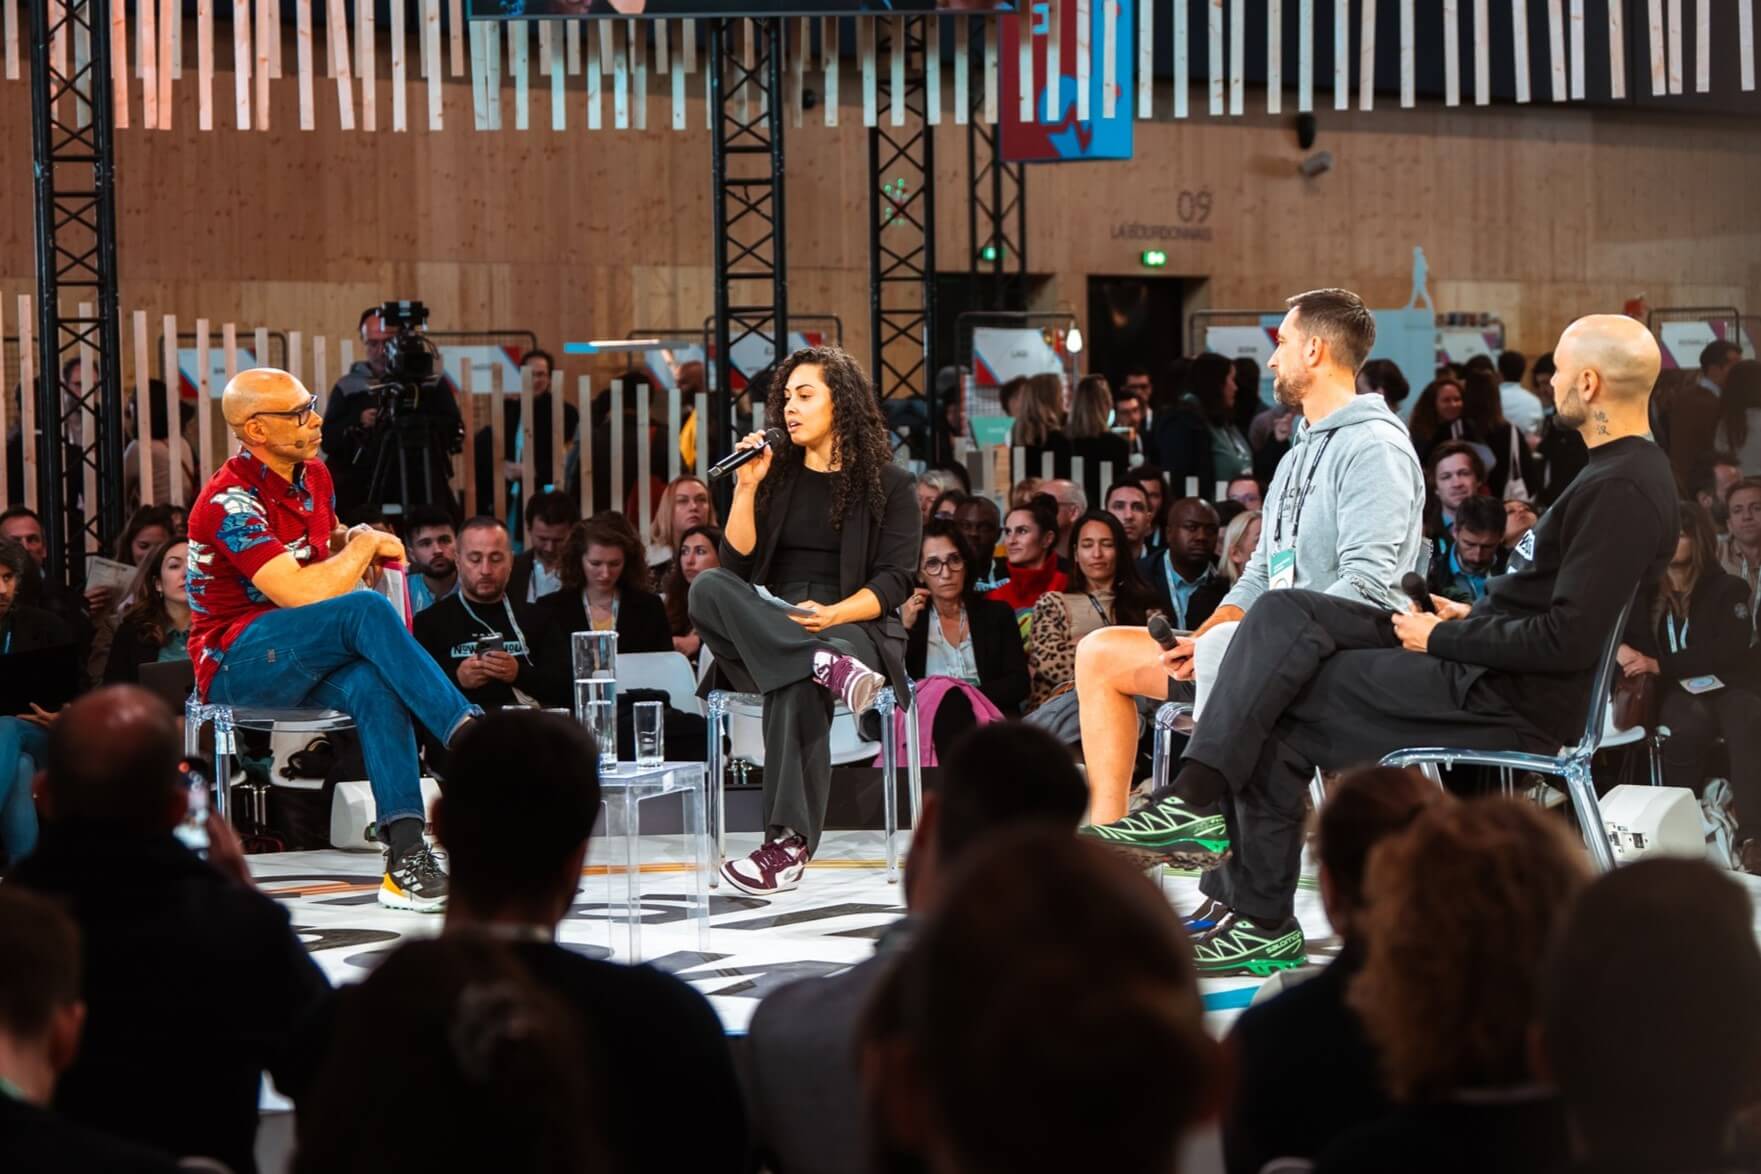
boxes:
[368,300,447,421]
[357,299,462,514]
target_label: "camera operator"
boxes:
[324,303,463,519]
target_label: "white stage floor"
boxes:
[247,829,1340,1036]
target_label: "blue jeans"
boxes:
[0,716,48,862]
[208,592,479,826]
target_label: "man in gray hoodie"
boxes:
[1074,289,1424,963]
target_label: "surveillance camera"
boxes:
[1298,150,1334,179]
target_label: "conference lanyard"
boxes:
[1665,612,1689,655]
[1085,594,1111,626]
[460,594,534,664]
[1273,431,1335,547]
[1158,558,1206,629]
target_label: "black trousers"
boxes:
[689,568,884,854]
[1659,684,1761,833]
[1186,590,1553,922]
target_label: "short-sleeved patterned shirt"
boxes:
[186,454,336,699]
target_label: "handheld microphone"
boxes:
[1148,615,1180,650]
[707,427,788,482]
[1400,572,1436,614]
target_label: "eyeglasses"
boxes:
[923,554,965,576]
[248,394,320,425]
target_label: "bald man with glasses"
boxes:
[187,369,479,913]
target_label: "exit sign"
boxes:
[1140,249,1168,268]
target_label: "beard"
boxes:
[1272,368,1310,408]
[1553,387,1586,430]
[420,556,454,578]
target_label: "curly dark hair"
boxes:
[1062,510,1158,626]
[756,346,893,531]
[558,514,651,595]
[663,523,722,637]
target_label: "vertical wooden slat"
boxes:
[520,366,537,512]
[551,21,566,129]
[1079,0,1094,121]
[311,335,327,422]
[566,20,580,74]
[609,380,625,520]
[671,20,687,128]
[1138,0,1153,116]
[1546,0,1566,99]
[655,17,668,74]
[254,0,272,128]
[194,321,212,483]
[485,8,501,130]
[141,0,159,128]
[425,0,443,127]
[47,0,64,122]
[1016,8,1031,122]
[254,327,269,373]
[863,15,879,127]
[682,16,696,72]
[110,0,128,125]
[511,19,528,131]
[391,0,408,131]
[471,23,489,130]
[1333,0,1348,109]
[982,13,998,123]
[573,376,591,515]
[231,0,249,128]
[1740,0,1756,91]
[418,0,432,76]
[955,15,971,123]
[1207,0,1223,115]
[1666,0,1683,95]
[738,17,752,123]
[665,384,680,484]
[4,0,20,81]
[267,0,282,77]
[1511,0,1531,102]
[1229,0,1244,115]
[0,300,9,504]
[16,297,34,512]
[1568,0,1584,97]
[223,323,239,384]
[1444,0,1460,105]
[1399,0,1415,106]
[551,368,567,490]
[1173,0,1189,118]
[361,0,378,130]
[491,365,508,523]
[296,0,315,129]
[458,364,475,517]
[1693,0,1710,92]
[1647,0,1666,95]
[1298,0,1313,111]
[694,392,708,482]
[74,0,91,128]
[927,15,942,124]
[636,386,652,534]
[327,0,355,129]
[197,0,214,128]
[1608,0,1627,98]
[1266,0,1282,114]
[163,315,184,507]
[1358,0,1376,110]
[631,16,646,129]
[157,0,174,122]
[538,19,552,74]
[287,331,302,383]
[824,16,840,127]
[450,0,464,76]
[612,18,628,130]
[585,19,601,130]
[1046,0,1060,121]
[133,311,153,505]
[1475,0,1490,102]
[890,14,905,128]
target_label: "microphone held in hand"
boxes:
[1400,572,1436,614]
[707,427,788,482]
[1148,615,1180,650]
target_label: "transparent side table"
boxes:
[597,761,709,963]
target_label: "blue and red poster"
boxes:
[1000,0,1136,164]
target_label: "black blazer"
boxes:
[904,594,1031,715]
[505,549,539,605]
[535,585,674,655]
[720,462,921,702]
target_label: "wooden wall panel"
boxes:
[1,69,1757,378]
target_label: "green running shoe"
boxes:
[1192,915,1308,978]
[1078,794,1231,869]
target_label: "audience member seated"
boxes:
[0,887,183,1173]
[1113,377,1150,459]
[1356,356,1411,413]
[0,537,77,865]
[427,708,745,1174]
[1009,475,1043,508]
[415,517,569,710]
[1068,374,1130,504]
[860,829,1221,1174]
[1427,494,1509,604]
[955,495,1009,592]
[902,521,1029,750]
[914,467,964,524]
[1537,859,1761,1174]
[1408,374,1469,461]
[1532,350,1589,502]
[1713,358,1761,476]
[645,475,716,582]
[537,513,672,653]
[1424,439,1489,540]
[1720,477,1761,593]
[0,506,95,653]
[1122,463,1171,553]
[1011,374,1073,480]
[1497,349,1544,438]
[120,381,198,512]
[1140,497,1225,630]
[101,538,191,683]
[1221,766,1445,1174]
[1152,352,1253,497]
[1688,451,1745,536]
[1313,798,1588,1174]
[1464,367,1541,500]
[1025,511,1159,736]
[747,722,1089,1174]
[10,686,329,1174]
[663,523,723,668]
[1218,508,1262,587]
[293,936,609,1174]
[1039,478,1087,562]
[1502,497,1538,555]
[927,487,965,522]
[1620,502,1761,874]
[471,347,580,527]
[509,488,580,605]
[986,494,1068,640]
[1103,479,1155,561]
[401,504,459,614]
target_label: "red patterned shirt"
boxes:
[186,454,336,699]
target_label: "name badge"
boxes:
[1269,548,1296,592]
[1680,675,1725,695]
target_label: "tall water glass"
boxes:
[575,678,618,772]
[571,631,619,682]
[633,701,665,769]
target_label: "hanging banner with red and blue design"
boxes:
[1000,0,1136,164]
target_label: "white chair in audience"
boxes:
[1380,594,1642,873]
[705,681,922,885]
[618,651,704,717]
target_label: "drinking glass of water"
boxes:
[575,677,618,772]
[633,701,665,769]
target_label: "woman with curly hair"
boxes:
[688,346,919,895]
[536,513,671,653]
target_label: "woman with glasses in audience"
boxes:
[539,514,672,654]
[1617,502,1761,876]
[986,494,1068,642]
[662,523,722,672]
[1024,511,1159,740]
[102,538,192,683]
[901,520,1030,758]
